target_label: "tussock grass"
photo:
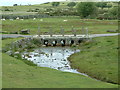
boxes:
[68,36,118,84]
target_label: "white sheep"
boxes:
[40,19,43,21]
[20,19,24,21]
[33,18,36,20]
[16,17,19,20]
[1,18,6,21]
[63,20,68,22]
[10,19,13,21]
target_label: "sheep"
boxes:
[40,19,43,21]
[9,19,13,21]
[1,18,6,21]
[16,17,19,20]
[20,19,24,21]
[33,18,36,20]
[63,20,68,22]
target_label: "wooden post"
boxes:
[82,26,85,35]
[72,26,76,37]
[86,27,88,38]
[38,26,40,37]
[61,26,64,37]
[49,27,52,37]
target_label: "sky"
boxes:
[0,0,119,6]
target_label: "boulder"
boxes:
[20,29,30,34]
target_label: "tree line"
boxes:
[49,2,118,19]
[3,2,118,20]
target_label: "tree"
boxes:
[109,7,118,16]
[106,3,112,8]
[67,2,76,8]
[95,2,107,9]
[77,2,97,18]
[52,2,60,7]
[13,4,18,6]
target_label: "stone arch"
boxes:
[60,39,65,46]
[44,40,49,46]
[52,40,57,46]
[69,40,74,45]
[78,39,83,44]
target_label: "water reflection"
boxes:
[22,47,87,75]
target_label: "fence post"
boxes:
[82,26,85,35]
[61,26,64,37]
[38,26,41,37]
[72,26,76,37]
[86,27,88,38]
[49,27,52,37]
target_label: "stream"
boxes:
[22,47,88,76]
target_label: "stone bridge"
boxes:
[34,34,90,46]
[34,26,90,46]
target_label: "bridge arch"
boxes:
[69,40,74,45]
[78,39,83,44]
[52,40,57,46]
[60,39,66,46]
[44,40,49,46]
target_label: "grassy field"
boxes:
[68,35,118,84]
[1,1,118,15]
[2,17,118,35]
[2,38,118,88]
[1,2,69,15]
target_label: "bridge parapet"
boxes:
[35,26,90,46]
[33,34,90,46]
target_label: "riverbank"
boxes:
[2,38,118,88]
[68,35,118,84]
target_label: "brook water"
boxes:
[22,47,88,76]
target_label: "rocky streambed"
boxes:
[3,37,89,76]
[21,46,88,76]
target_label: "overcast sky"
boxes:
[0,0,118,6]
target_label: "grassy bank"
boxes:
[68,36,118,84]
[2,38,118,88]
[1,2,69,15]
[2,17,118,35]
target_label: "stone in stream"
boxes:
[64,65,69,67]
[63,59,66,61]
[58,67,62,70]
[64,64,67,65]
[6,51,13,56]
[14,55,18,58]
[14,51,19,55]
[66,50,69,52]
[34,54,39,57]
[27,55,32,58]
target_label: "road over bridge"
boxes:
[1,33,119,46]
[1,33,119,38]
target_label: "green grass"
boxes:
[0,58,1,89]
[2,38,118,88]
[1,1,118,16]
[2,17,118,35]
[1,2,70,15]
[68,36,118,84]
